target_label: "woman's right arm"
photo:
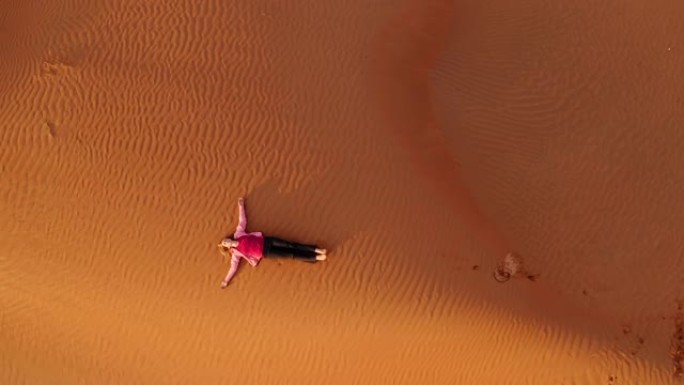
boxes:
[221,253,241,288]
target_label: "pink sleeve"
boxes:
[235,201,247,234]
[222,253,241,286]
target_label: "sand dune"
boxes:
[2,0,684,383]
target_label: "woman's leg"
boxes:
[264,237,326,261]
[264,237,319,261]
[267,246,317,261]
[264,246,293,258]
[268,237,318,253]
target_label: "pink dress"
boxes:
[234,234,264,265]
[222,202,264,285]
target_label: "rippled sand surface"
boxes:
[2,0,684,383]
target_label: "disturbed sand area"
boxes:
[2,0,684,383]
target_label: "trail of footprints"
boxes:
[471,254,684,382]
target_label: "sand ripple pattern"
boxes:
[2,0,684,384]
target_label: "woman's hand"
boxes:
[220,280,229,289]
[238,197,245,206]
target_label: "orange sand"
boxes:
[2,0,684,383]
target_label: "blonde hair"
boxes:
[218,237,235,262]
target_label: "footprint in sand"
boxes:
[492,252,539,283]
[493,252,522,282]
[46,120,57,137]
[671,302,684,378]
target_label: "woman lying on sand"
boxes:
[218,197,327,288]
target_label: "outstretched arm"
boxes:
[235,197,247,234]
[221,253,241,288]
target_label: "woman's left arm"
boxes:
[235,197,247,234]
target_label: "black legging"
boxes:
[263,237,318,261]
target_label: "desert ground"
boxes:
[2,0,684,384]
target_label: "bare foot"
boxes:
[315,248,327,254]
[316,254,327,261]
